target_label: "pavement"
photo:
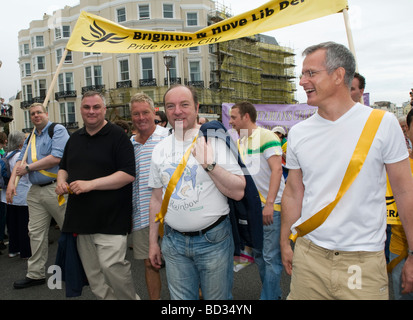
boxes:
[0,226,396,304]
[0,226,292,301]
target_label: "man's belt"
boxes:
[168,215,227,237]
[38,179,57,187]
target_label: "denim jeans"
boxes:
[389,252,413,300]
[252,208,283,300]
[162,216,234,300]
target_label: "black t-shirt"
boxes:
[60,122,135,235]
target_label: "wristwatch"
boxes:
[204,161,216,172]
[25,165,30,172]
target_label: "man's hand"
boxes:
[192,136,214,169]
[262,204,274,226]
[402,255,413,294]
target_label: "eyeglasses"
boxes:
[154,119,161,124]
[30,111,44,117]
[299,69,327,79]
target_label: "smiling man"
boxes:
[148,85,245,300]
[129,93,168,300]
[281,42,413,300]
[56,91,138,300]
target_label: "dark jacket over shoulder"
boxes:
[199,121,263,256]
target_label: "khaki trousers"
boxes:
[77,233,139,300]
[288,237,389,300]
[26,183,66,279]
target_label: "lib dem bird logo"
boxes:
[81,20,128,47]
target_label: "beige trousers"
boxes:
[26,183,66,279]
[77,233,139,300]
[288,237,389,300]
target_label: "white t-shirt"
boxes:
[149,132,243,232]
[287,103,408,251]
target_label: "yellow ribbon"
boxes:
[237,139,280,211]
[155,135,198,237]
[58,186,73,206]
[289,109,386,242]
[30,133,58,179]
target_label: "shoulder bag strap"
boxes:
[155,135,198,237]
[290,109,386,242]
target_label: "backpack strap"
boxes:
[289,109,386,242]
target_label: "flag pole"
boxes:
[15,49,70,187]
[342,8,364,104]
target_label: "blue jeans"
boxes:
[252,209,283,300]
[162,216,234,300]
[390,252,413,300]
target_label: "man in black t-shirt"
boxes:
[56,91,138,300]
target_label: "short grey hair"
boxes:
[81,91,106,106]
[7,131,26,151]
[130,92,154,111]
[302,41,356,88]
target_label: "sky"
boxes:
[0,0,412,107]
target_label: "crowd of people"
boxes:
[0,41,412,300]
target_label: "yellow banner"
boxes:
[67,0,348,53]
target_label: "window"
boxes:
[58,72,74,92]
[163,4,173,18]
[84,52,101,57]
[138,4,150,20]
[119,58,130,81]
[62,26,71,38]
[23,84,33,102]
[20,43,30,56]
[55,26,70,39]
[34,79,47,98]
[55,28,61,40]
[23,63,31,77]
[56,48,72,64]
[117,7,126,22]
[187,12,198,26]
[141,57,153,79]
[33,56,45,71]
[165,56,177,79]
[188,46,200,53]
[85,66,103,86]
[60,102,76,123]
[189,61,201,81]
[31,35,44,48]
[24,110,33,129]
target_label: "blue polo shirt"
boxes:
[18,121,69,185]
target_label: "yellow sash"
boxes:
[155,135,198,237]
[290,109,386,242]
[30,134,58,179]
[237,139,281,211]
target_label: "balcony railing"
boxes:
[33,96,46,103]
[55,90,77,100]
[81,84,105,94]
[116,80,132,88]
[139,78,157,87]
[164,77,182,86]
[61,121,79,130]
[186,80,204,88]
[20,99,34,109]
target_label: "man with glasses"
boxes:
[281,42,413,299]
[8,103,70,289]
